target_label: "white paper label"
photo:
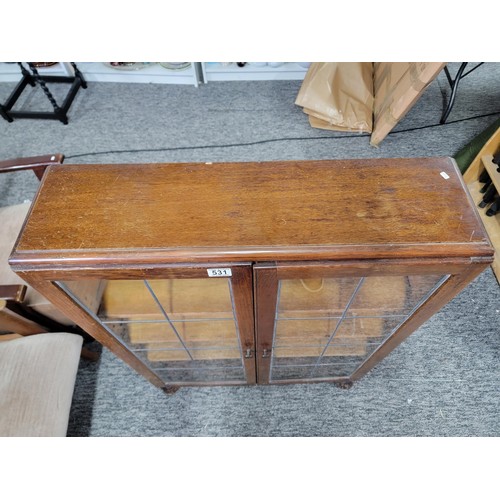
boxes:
[440,171,450,180]
[207,268,232,277]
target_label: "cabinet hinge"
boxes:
[245,348,272,358]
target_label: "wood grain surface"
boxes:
[11,157,493,267]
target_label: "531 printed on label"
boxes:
[207,268,232,277]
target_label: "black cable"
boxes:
[65,133,370,160]
[461,63,485,79]
[390,111,499,135]
[65,110,500,160]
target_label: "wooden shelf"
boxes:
[463,128,500,283]
[99,279,234,323]
[481,154,500,193]
[464,128,500,284]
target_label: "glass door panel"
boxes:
[96,278,234,322]
[267,274,448,382]
[98,279,166,321]
[277,277,361,319]
[58,275,249,384]
[346,275,447,316]
[274,318,341,347]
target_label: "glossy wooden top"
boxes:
[10,158,494,268]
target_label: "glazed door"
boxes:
[254,262,455,385]
[54,264,255,387]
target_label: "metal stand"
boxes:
[440,62,484,124]
[0,62,87,124]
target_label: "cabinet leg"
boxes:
[162,385,180,395]
[80,347,100,362]
[334,379,353,390]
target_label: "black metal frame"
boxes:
[0,63,87,125]
[440,62,484,124]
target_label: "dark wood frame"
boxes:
[0,154,64,334]
[0,153,64,180]
[0,284,50,335]
[14,255,491,391]
[18,263,256,390]
[254,257,491,387]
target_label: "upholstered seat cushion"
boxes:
[0,332,83,436]
[0,203,31,288]
[0,203,105,325]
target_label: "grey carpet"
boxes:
[1,62,499,436]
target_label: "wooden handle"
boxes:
[0,154,64,179]
[0,285,27,302]
[0,301,49,335]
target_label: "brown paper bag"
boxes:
[370,62,445,145]
[296,62,445,145]
[307,115,353,132]
[295,62,374,132]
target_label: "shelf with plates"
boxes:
[200,62,310,82]
[75,62,202,86]
[0,62,310,86]
[0,62,202,86]
[0,62,75,82]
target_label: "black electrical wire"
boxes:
[65,110,500,161]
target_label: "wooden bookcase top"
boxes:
[10,157,494,268]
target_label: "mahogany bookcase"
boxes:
[9,158,494,392]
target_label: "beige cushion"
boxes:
[0,203,105,325]
[0,332,83,436]
[0,203,31,288]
